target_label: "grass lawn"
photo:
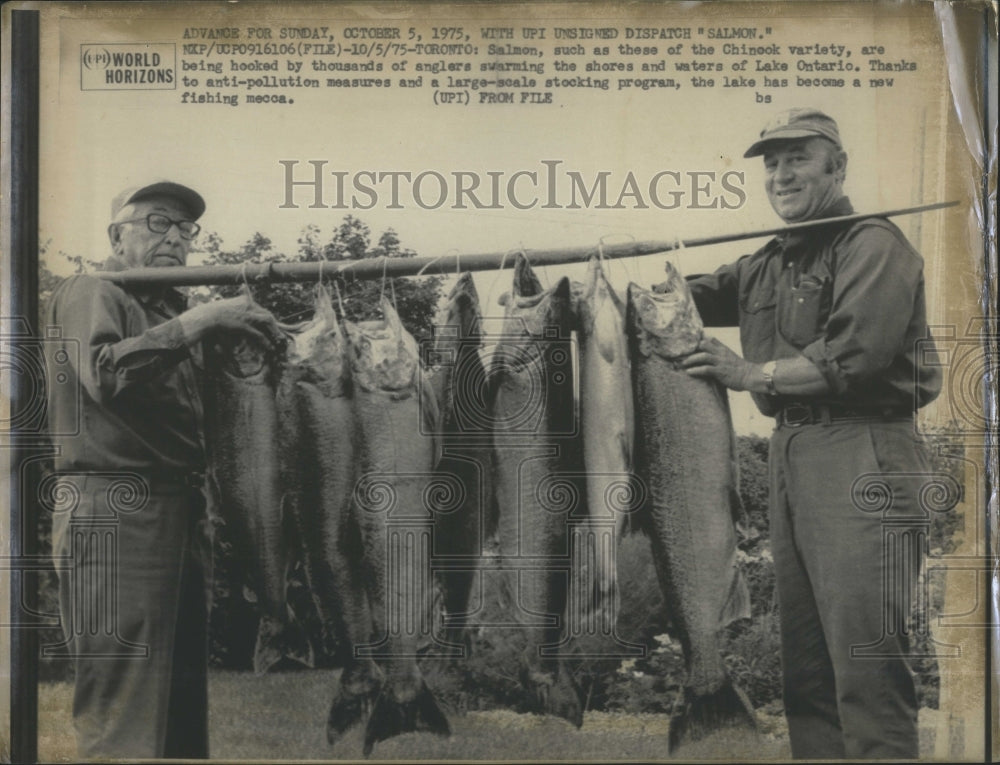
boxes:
[38,668,937,761]
[40,668,791,761]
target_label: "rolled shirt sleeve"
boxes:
[50,276,191,404]
[800,223,924,394]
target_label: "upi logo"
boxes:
[80,43,176,91]
[80,46,112,70]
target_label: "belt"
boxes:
[776,403,913,428]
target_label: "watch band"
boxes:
[762,360,777,395]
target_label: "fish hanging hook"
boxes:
[378,256,390,302]
[442,247,462,275]
[315,259,328,302]
[239,261,252,298]
[486,246,522,308]
[416,255,443,277]
[519,242,548,288]
[599,233,638,283]
[496,249,514,275]
[666,233,685,276]
[417,247,461,277]
[278,306,313,324]
[332,279,347,321]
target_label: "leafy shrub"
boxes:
[737,435,771,543]
[723,610,783,709]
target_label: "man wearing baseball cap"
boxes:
[680,108,941,758]
[45,181,283,758]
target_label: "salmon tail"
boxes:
[668,680,757,753]
[526,668,584,728]
[252,614,315,675]
[326,667,382,744]
[361,679,451,755]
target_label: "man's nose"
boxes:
[162,223,183,243]
[773,160,795,182]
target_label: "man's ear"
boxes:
[834,150,848,184]
[107,223,121,252]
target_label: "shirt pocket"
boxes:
[777,275,830,349]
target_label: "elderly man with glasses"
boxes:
[45,181,282,759]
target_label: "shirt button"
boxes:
[797,297,805,303]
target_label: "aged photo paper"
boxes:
[2,0,996,761]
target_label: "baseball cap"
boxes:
[110,181,206,220]
[743,108,842,158]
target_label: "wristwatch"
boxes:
[761,360,777,396]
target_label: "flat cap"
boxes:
[111,181,206,220]
[744,107,842,158]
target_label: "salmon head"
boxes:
[282,285,349,395]
[428,272,489,424]
[207,301,283,384]
[578,256,625,337]
[345,296,420,394]
[627,262,703,360]
[215,335,269,379]
[432,272,482,348]
[489,256,576,418]
[497,254,574,344]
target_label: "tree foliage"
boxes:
[201,215,442,341]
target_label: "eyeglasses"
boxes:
[117,213,201,240]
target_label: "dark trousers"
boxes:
[51,473,212,759]
[769,420,930,759]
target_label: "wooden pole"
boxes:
[95,200,960,287]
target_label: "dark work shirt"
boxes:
[45,258,205,473]
[687,197,942,416]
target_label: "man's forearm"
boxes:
[743,355,833,397]
[175,310,212,347]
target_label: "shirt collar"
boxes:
[776,196,855,253]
